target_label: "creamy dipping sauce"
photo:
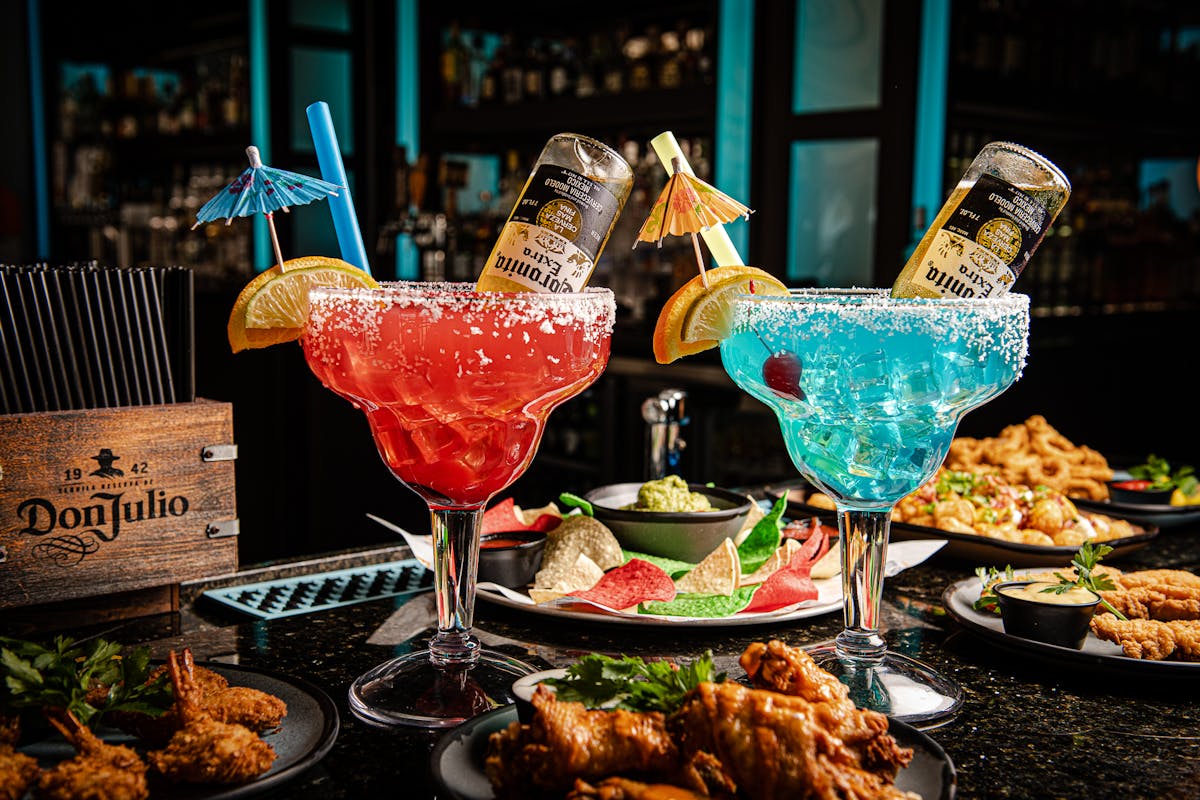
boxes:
[998,581,1098,605]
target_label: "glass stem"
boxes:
[428,506,483,668]
[835,507,891,666]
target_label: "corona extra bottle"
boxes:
[476,133,632,293]
[891,141,1070,299]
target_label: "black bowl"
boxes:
[582,482,754,563]
[994,580,1101,649]
[511,668,568,724]
[477,531,547,588]
[1106,481,1174,506]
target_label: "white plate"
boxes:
[476,539,945,627]
[476,577,843,627]
[943,574,1200,678]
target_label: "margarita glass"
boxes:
[720,288,1029,725]
[302,282,615,728]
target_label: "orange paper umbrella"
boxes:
[635,157,753,288]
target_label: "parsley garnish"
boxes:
[1047,542,1127,620]
[0,635,172,728]
[543,651,725,713]
[972,564,1016,614]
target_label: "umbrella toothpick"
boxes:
[691,233,709,289]
[266,212,287,272]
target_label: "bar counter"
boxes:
[5,512,1199,800]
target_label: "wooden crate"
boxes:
[0,399,237,612]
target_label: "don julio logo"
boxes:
[12,448,191,567]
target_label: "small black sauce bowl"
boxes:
[477,530,546,588]
[511,668,567,724]
[1106,481,1174,506]
[994,580,1101,649]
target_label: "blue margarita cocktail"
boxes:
[720,288,1030,723]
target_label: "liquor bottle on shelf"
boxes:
[441,21,468,107]
[891,141,1071,299]
[501,33,524,104]
[475,133,633,294]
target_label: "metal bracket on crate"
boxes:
[206,518,240,538]
[201,444,238,462]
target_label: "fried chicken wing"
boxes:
[738,640,913,781]
[670,682,917,800]
[486,686,678,799]
[567,776,711,799]
[1090,616,1200,661]
[148,649,276,785]
[36,708,148,800]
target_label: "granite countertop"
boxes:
[5,520,1199,799]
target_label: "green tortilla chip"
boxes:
[620,550,696,575]
[639,587,756,618]
[737,495,787,574]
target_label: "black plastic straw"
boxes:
[14,269,56,411]
[36,268,83,410]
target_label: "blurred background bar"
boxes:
[0,0,1196,564]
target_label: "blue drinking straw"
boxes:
[305,101,371,275]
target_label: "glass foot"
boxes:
[348,648,538,729]
[806,644,962,727]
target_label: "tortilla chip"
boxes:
[641,587,756,618]
[739,539,802,587]
[569,558,676,609]
[514,502,563,530]
[674,538,740,595]
[811,539,841,579]
[742,554,818,614]
[531,551,604,603]
[734,497,766,545]
[736,495,787,573]
[540,514,624,574]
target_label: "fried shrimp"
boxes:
[148,649,276,785]
[36,708,148,800]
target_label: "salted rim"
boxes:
[309,281,614,307]
[304,280,614,340]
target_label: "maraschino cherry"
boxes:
[763,351,804,401]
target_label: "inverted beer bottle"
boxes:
[476,133,633,293]
[891,141,1070,299]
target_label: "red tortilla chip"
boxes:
[569,558,676,609]
[482,497,560,535]
[742,549,819,614]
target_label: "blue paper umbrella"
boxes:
[192,145,342,270]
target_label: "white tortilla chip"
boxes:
[739,539,802,587]
[540,514,624,572]
[733,496,765,546]
[514,502,562,527]
[530,551,604,603]
[674,538,740,595]
[811,539,841,579]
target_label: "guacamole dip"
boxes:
[625,475,715,512]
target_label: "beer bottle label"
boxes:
[907,173,1053,298]
[482,164,621,293]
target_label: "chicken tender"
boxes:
[1090,616,1200,661]
[1114,570,1200,590]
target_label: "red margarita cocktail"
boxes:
[301,282,614,728]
